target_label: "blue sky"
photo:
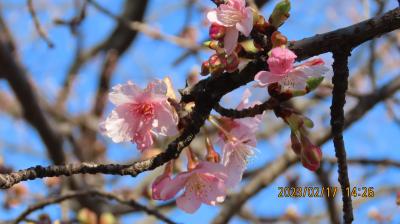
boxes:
[0,0,399,223]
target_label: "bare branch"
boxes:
[26,0,54,48]
[11,190,177,224]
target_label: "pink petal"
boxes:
[196,161,228,181]
[197,174,226,205]
[134,130,153,151]
[224,153,246,188]
[109,81,140,106]
[159,172,191,200]
[153,102,178,136]
[229,0,246,9]
[254,71,285,86]
[207,10,222,25]
[145,79,167,96]
[99,105,139,143]
[176,189,202,213]
[235,7,253,36]
[224,27,239,54]
[152,174,173,200]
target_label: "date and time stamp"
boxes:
[278,186,375,198]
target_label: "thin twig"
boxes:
[12,190,177,224]
[331,51,353,223]
[27,0,54,48]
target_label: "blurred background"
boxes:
[0,0,399,223]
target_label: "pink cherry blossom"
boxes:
[154,161,228,213]
[255,47,330,91]
[217,89,262,187]
[152,162,174,200]
[99,80,178,152]
[207,0,254,54]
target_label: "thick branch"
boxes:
[290,8,400,61]
[0,33,66,165]
[331,51,353,223]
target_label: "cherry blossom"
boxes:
[153,161,228,213]
[99,80,178,152]
[216,89,262,187]
[207,0,254,54]
[254,46,330,91]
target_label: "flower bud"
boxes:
[209,54,226,75]
[300,135,322,171]
[271,31,288,47]
[269,0,291,28]
[254,14,270,33]
[290,131,302,155]
[201,61,210,76]
[100,213,116,224]
[204,40,223,50]
[225,53,239,73]
[211,0,227,6]
[209,23,226,40]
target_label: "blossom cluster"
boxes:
[99,0,330,213]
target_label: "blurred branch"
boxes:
[0,22,66,165]
[56,0,149,109]
[11,190,176,224]
[26,0,54,48]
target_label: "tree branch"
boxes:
[331,51,353,223]
[11,190,176,224]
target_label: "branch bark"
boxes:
[330,51,353,223]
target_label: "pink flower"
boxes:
[217,89,262,187]
[207,0,254,54]
[100,80,178,152]
[152,162,174,200]
[154,161,228,213]
[255,47,330,91]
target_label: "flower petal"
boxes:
[159,172,191,200]
[109,81,140,106]
[236,8,253,36]
[176,189,202,213]
[207,10,222,25]
[153,102,178,136]
[254,71,285,86]
[224,27,239,54]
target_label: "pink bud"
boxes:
[209,23,226,40]
[300,136,322,171]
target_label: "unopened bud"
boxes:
[209,54,226,75]
[290,131,302,155]
[201,61,210,76]
[100,213,116,224]
[271,31,288,47]
[254,14,270,33]
[269,0,291,28]
[300,135,322,171]
[209,23,226,40]
[206,137,220,163]
[204,40,223,50]
[225,53,239,73]
[211,0,227,6]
